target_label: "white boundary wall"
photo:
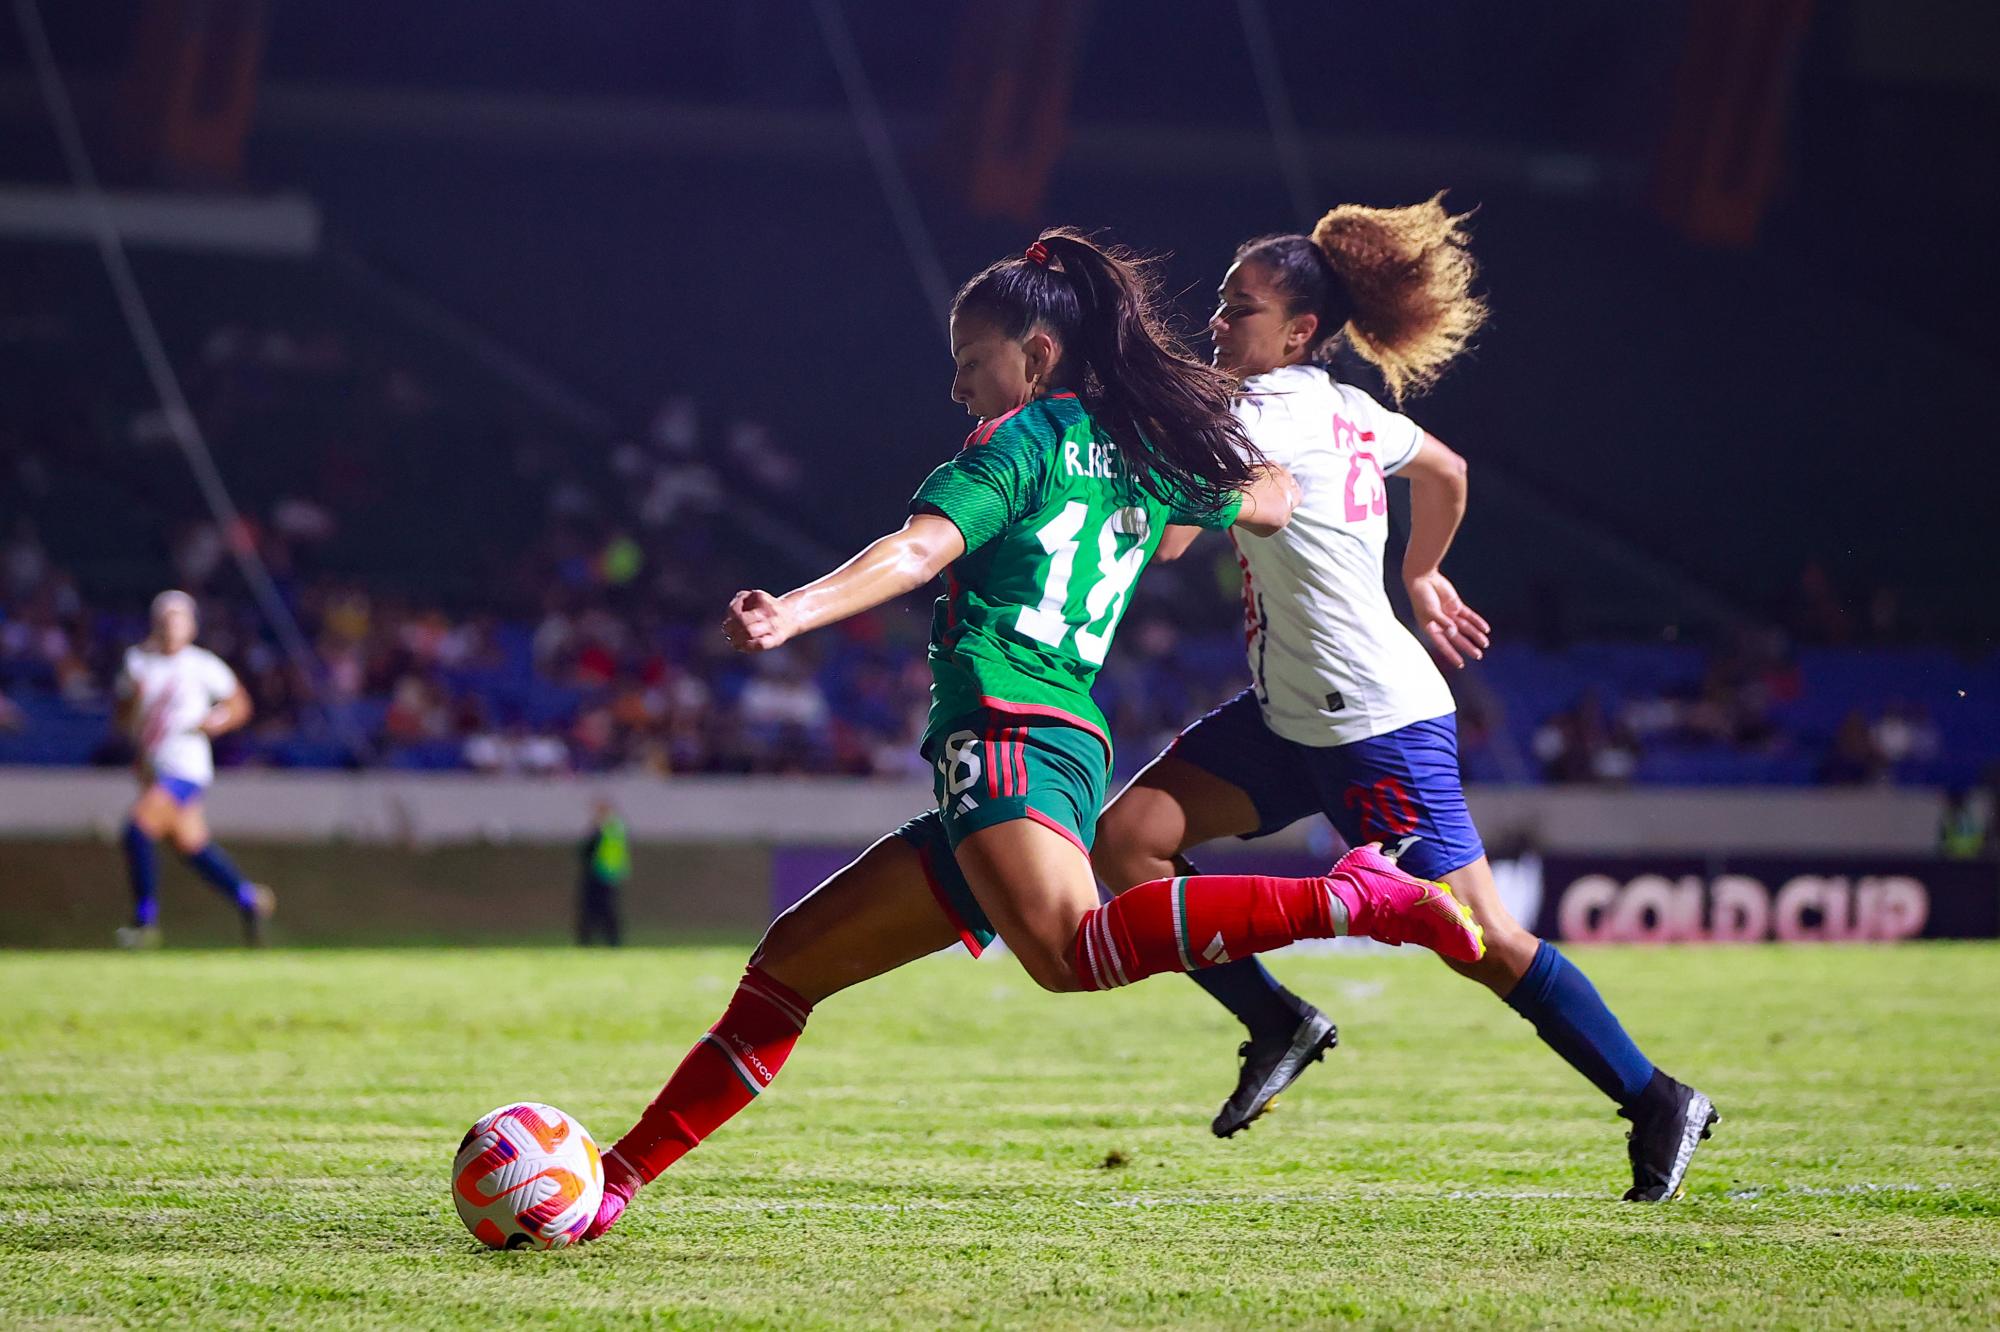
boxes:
[0,770,1946,854]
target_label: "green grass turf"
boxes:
[2,943,1997,1329]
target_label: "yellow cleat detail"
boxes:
[1436,881,1485,960]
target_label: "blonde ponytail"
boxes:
[1308,193,1487,402]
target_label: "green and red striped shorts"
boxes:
[894,706,1109,955]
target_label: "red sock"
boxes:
[1072,872,1350,991]
[607,965,813,1187]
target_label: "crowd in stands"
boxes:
[1511,627,1950,787]
[4,503,1990,790]
[2,291,1991,790]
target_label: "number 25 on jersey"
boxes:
[1332,413,1387,524]
[1344,450,1387,523]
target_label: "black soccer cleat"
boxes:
[1212,1007,1338,1138]
[1620,1070,1718,1201]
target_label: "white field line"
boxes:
[1721,1182,1948,1200]
[626,1181,1970,1215]
[0,1182,1969,1230]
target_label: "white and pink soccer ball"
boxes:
[451,1102,604,1249]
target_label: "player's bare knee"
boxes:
[130,798,170,838]
[750,907,812,973]
[1016,942,1085,993]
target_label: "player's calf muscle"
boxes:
[1437,860,1537,988]
[1090,824,1175,894]
[1093,795,1187,890]
[748,911,880,1004]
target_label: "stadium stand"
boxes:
[2,229,1991,787]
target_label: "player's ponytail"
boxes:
[952,228,1260,515]
[1237,194,1487,403]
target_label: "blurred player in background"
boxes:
[577,798,630,946]
[112,591,275,948]
[1094,197,1716,1201]
[581,229,1487,1241]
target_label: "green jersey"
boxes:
[910,393,1242,756]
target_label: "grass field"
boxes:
[3,943,1997,1329]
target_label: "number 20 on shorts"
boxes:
[1344,777,1419,843]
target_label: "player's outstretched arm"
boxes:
[725,514,967,653]
[1398,433,1489,668]
[1231,464,1302,538]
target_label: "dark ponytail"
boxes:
[952,227,1260,515]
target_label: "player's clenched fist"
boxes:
[724,589,797,652]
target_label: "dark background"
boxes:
[3,0,1993,639]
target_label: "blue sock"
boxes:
[184,843,256,913]
[1190,957,1305,1039]
[1505,940,1655,1108]
[122,822,158,927]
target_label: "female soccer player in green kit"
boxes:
[583,230,1485,1240]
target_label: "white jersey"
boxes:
[117,644,239,785]
[1229,364,1455,747]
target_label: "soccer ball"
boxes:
[451,1102,605,1249]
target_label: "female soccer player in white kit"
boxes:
[113,591,274,947]
[1093,197,1716,1201]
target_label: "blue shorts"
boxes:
[154,775,207,807]
[1164,689,1485,882]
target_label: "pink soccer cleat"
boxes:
[581,1150,641,1241]
[1325,844,1485,963]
